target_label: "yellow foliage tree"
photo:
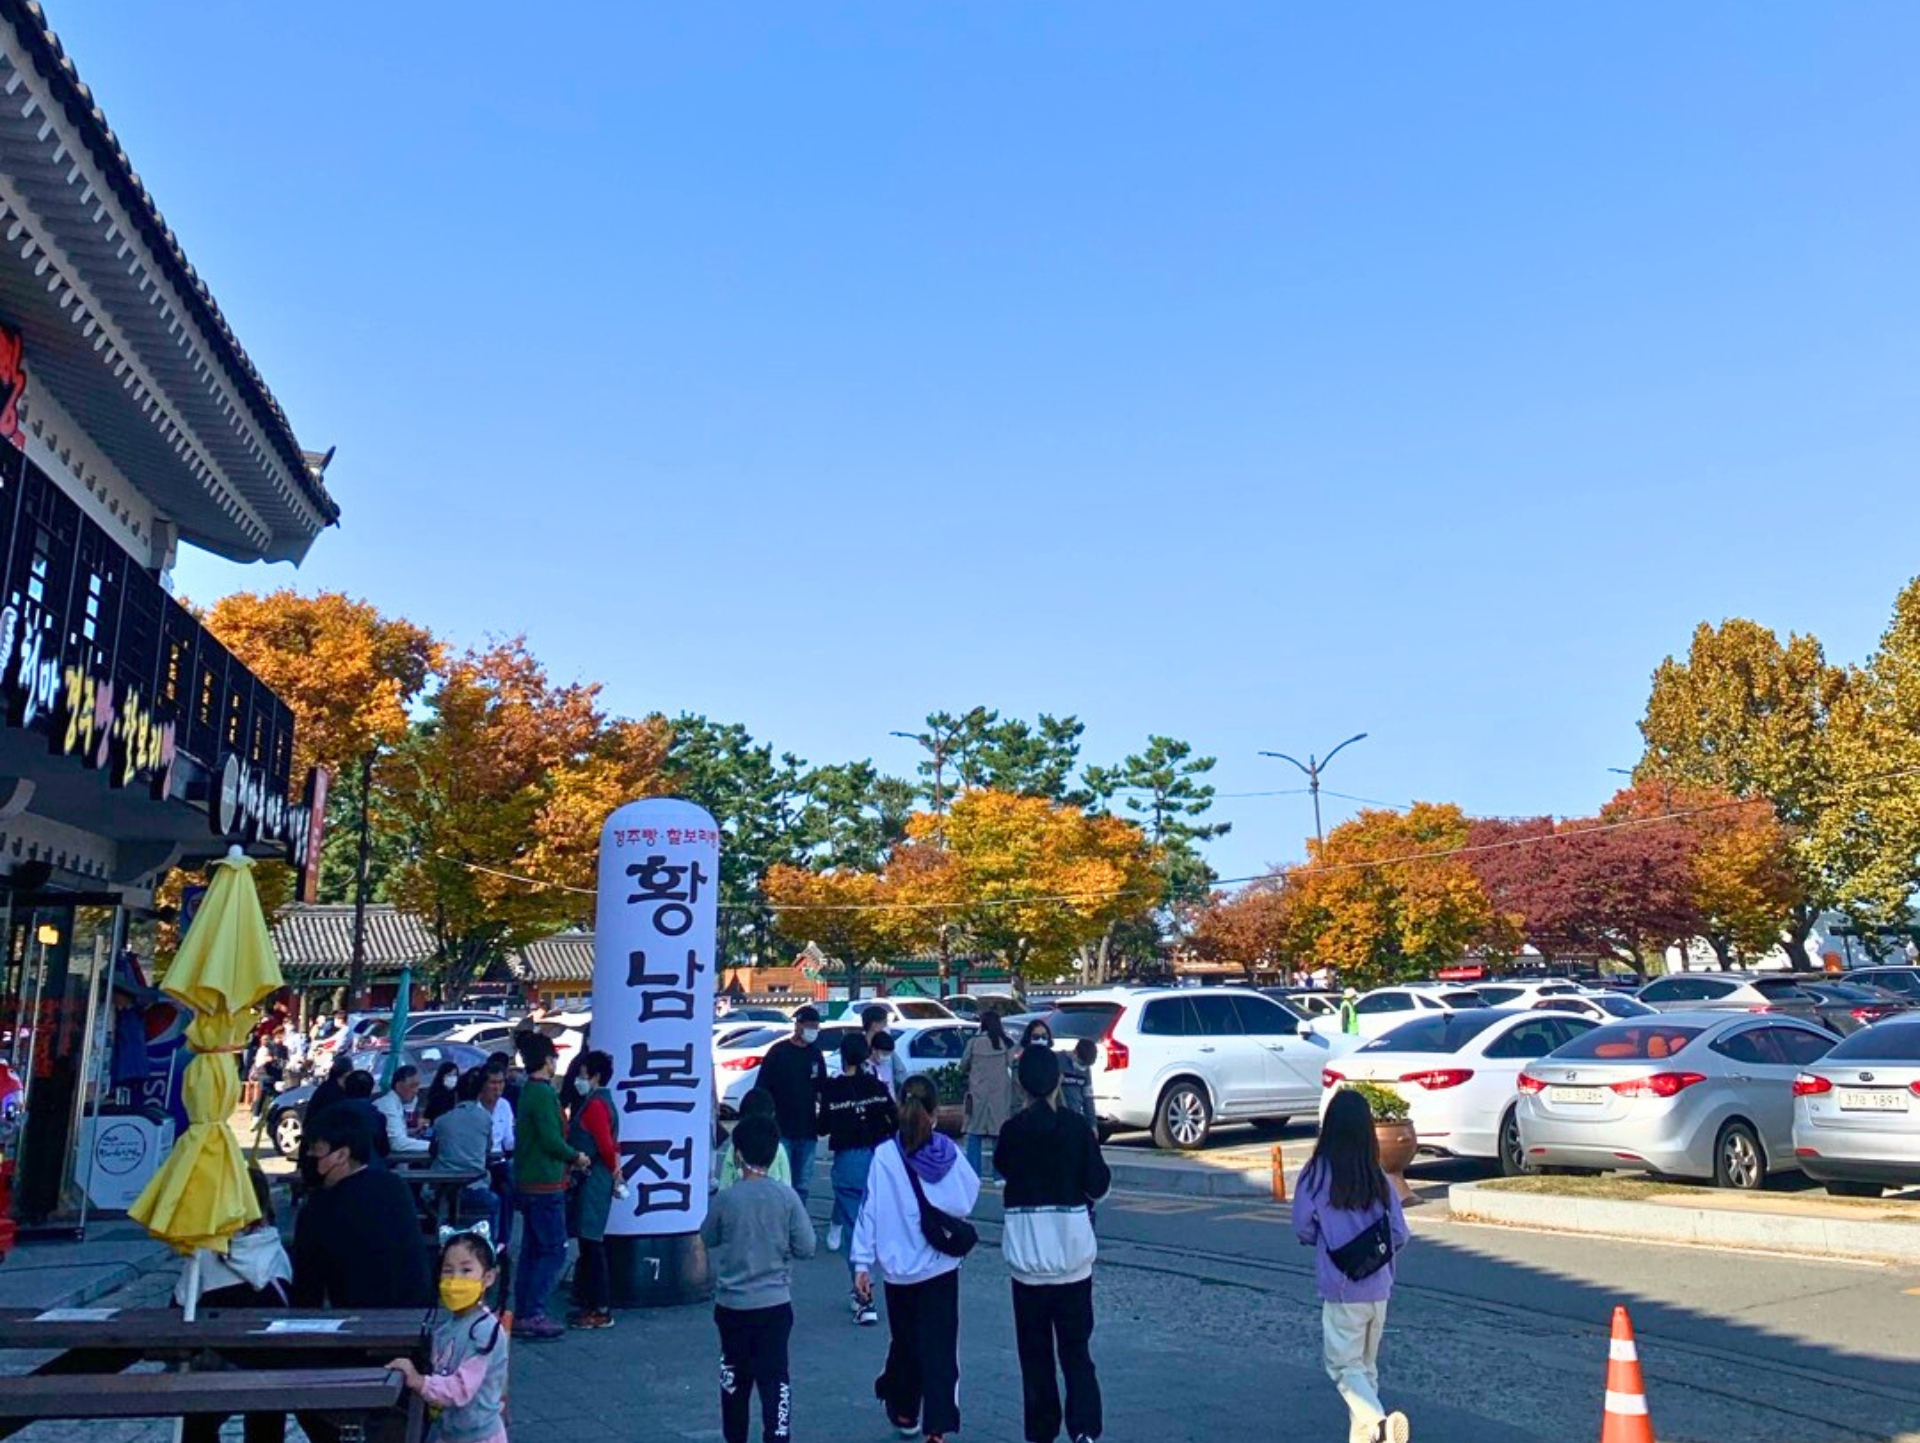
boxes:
[1288,803,1505,988]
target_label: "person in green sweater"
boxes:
[512,1032,588,1341]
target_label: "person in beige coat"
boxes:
[959,1009,1015,1178]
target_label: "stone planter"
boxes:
[1374,1119,1418,1202]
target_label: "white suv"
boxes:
[1047,987,1337,1150]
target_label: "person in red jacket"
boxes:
[566,1049,624,1330]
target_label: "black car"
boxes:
[1844,966,1920,1002]
[1794,979,1914,1035]
[267,1041,490,1158]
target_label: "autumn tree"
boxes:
[1636,618,1892,968]
[1189,875,1299,981]
[383,640,668,998]
[1289,803,1505,988]
[1850,577,1920,940]
[1600,782,1801,967]
[201,590,440,999]
[1468,813,1699,977]
[764,863,926,1000]
[908,789,1159,987]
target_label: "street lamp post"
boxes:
[1259,733,1368,847]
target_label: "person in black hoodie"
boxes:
[994,1045,1112,1443]
[817,1032,895,1325]
[750,1006,827,1204]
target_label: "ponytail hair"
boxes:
[897,1073,938,1154]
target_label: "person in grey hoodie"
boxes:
[852,1074,982,1443]
[701,1115,817,1443]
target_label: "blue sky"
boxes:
[53,2,1920,883]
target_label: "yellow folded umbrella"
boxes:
[129,848,284,1257]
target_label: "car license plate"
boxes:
[1837,1088,1909,1113]
[1546,1085,1606,1106]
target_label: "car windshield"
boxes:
[895,1002,951,1020]
[1047,1004,1123,1040]
[1553,1023,1706,1061]
[723,1027,785,1050]
[1826,1022,1920,1062]
[1596,996,1655,1018]
[1438,990,1485,1008]
[1475,986,1522,1006]
[1360,1011,1506,1053]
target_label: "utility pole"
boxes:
[347,749,373,1009]
[1259,733,1368,848]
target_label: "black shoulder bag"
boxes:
[898,1142,978,1259]
[1326,1210,1396,1282]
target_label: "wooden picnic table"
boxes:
[0,1306,432,1442]
[389,1161,485,1231]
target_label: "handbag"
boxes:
[898,1142,978,1259]
[1326,1211,1395,1283]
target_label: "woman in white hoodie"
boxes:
[852,1073,981,1443]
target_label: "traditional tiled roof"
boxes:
[508,931,596,985]
[271,903,436,981]
[0,0,337,525]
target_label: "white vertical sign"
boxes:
[593,797,720,1236]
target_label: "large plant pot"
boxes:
[1374,1119,1418,1203]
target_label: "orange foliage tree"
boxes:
[1289,803,1508,988]
[1189,876,1301,981]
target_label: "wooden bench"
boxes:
[0,1367,415,1441]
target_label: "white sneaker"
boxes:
[1378,1412,1410,1443]
[826,1222,844,1251]
[849,1291,864,1316]
[856,1302,879,1327]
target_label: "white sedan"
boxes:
[718,1019,978,1115]
[1307,985,1489,1041]
[1321,1008,1599,1174]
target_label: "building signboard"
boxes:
[592,798,719,1237]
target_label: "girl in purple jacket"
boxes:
[1291,1088,1412,1443]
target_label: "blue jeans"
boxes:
[516,1192,568,1320]
[489,1162,516,1250]
[830,1147,874,1273]
[457,1184,501,1239]
[966,1132,992,1177]
[782,1136,818,1205]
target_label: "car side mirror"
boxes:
[1297,1022,1316,1040]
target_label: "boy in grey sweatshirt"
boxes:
[700,1115,816,1443]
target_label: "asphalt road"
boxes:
[504,1164,1920,1443]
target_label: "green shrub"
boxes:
[926,1063,967,1106]
[1344,1080,1410,1122]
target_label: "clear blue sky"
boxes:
[53,2,1920,883]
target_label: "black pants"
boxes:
[577,1237,611,1312]
[717,1302,794,1443]
[1012,1277,1100,1442]
[877,1269,961,1438]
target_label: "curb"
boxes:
[1106,1155,1278,1200]
[1447,1180,1920,1263]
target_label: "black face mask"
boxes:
[298,1153,323,1189]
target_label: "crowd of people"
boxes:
[191,998,1415,1443]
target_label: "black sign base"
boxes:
[608,1232,711,1308]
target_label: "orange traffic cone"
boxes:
[1601,1305,1656,1443]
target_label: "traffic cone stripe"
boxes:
[1609,1340,1638,1362]
[1604,1391,1648,1416]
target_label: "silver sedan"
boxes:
[1516,1010,1837,1189]
[1791,1015,1920,1197]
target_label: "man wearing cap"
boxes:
[1340,987,1361,1036]
[750,1006,828,1205]
[994,1044,1112,1443]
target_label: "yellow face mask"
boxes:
[439,1277,486,1314]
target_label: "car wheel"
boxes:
[1826,1180,1883,1199]
[274,1110,304,1160]
[1713,1120,1766,1191]
[1497,1107,1530,1177]
[1152,1081,1212,1151]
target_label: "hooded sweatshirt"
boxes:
[994,1100,1111,1286]
[850,1132,981,1287]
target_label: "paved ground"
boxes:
[506,1174,1920,1443]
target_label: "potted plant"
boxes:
[1344,1081,1418,1202]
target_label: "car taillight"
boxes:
[720,1055,762,1072]
[1910,1081,1920,1097]
[1516,1073,1547,1095]
[1851,1006,1892,1023]
[1322,1069,1346,1088]
[1610,1071,1706,1098]
[1400,1069,1474,1090]
[1791,1074,1832,1097]
[1105,1038,1129,1072]
[1746,1004,1779,1014]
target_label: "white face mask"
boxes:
[571,1076,590,1096]
[800,1027,820,1046]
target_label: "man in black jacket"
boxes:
[994,1045,1112,1443]
[750,1006,827,1204]
[292,1107,433,1309]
